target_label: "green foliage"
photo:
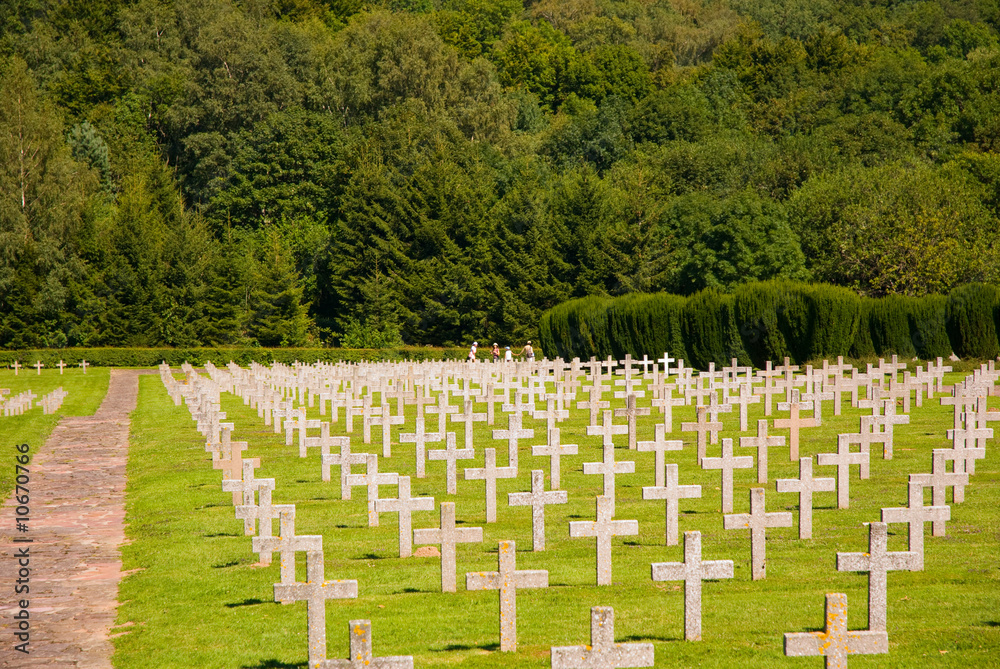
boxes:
[946,283,1000,359]
[732,280,813,367]
[869,294,917,358]
[606,292,686,361]
[681,288,749,370]
[909,293,952,359]
[806,283,861,360]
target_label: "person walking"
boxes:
[518,340,535,361]
[504,346,513,362]
[491,343,501,362]
[468,341,478,362]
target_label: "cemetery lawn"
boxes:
[114,371,1000,668]
[0,368,110,500]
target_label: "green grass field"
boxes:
[113,369,1000,668]
[0,367,111,500]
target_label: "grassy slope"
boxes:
[114,371,1000,668]
[0,368,111,500]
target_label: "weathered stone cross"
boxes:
[374,475,434,557]
[413,501,483,593]
[508,469,568,551]
[723,487,792,580]
[783,593,887,666]
[642,463,701,546]
[550,607,654,669]
[775,457,835,540]
[464,447,517,522]
[531,427,578,490]
[836,521,919,631]
[569,495,638,586]
[701,438,754,513]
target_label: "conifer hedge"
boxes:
[539,281,1000,368]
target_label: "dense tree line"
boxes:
[1,0,999,349]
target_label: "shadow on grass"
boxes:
[241,660,307,669]
[226,598,267,608]
[432,642,500,652]
[396,587,430,594]
[213,561,241,569]
[204,532,241,538]
[984,621,1000,627]
[620,634,676,643]
[355,552,387,560]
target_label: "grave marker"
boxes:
[374,476,434,557]
[650,530,733,641]
[413,501,484,593]
[466,540,548,652]
[881,480,950,570]
[532,428,578,490]
[636,424,684,487]
[784,593,887,666]
[701,438,754,513]
[464,447,517,522]
[550,607,653,669]
[427,432,475,495]
[508,470,568,551]
[723,488,793,580]
[740,419,784,484]
[817,435,869,509]
[324,620,413,668]
[346,454,399,527]
[642,463,701,546]
[775,457,836,540]
[569,495,639,586]
[836,522,919,631]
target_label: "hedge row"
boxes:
[0,346,472,368]
[539,281,1000,368]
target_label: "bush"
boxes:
[909,294,951,359]
[606,293,687,362]
[946,283,1000,359]
[869,294,916,358]
[807,283,861,359]
[682,288,750,369]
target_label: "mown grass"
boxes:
[114,369,1000,668]
[0,367,111,500]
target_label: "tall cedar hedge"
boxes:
[539,282,1000,368]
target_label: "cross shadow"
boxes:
[226,598,267,608]
[396,587,425,594]
[355,552,387,560]
[432,642,500,652]
[203,532,241,538]
[213,561,241,569]
[984,621,1000,627]
[241,660,307,669]
[620,634,675,643]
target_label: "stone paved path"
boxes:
[0,370,140,669]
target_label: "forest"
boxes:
[1,0,999,350]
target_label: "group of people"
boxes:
[467,340,534,362]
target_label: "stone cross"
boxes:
[221,457,263,516]
[680,406,723,465]
[464,447,517,522]
[642,463,701,546]
[701,438,754,513]
[658,352,676,375]
[775,457,836,540]
[492,411,534,471]
[273,550,358,668]
[252,506,322,591]
[533,397,570,434]
[320,437,367,499]
[532,427,578,490]
[910,450,968,531]
[730,382,761,432]
[426,391,459,435]
[944,426,988,476]
[577,383,611,427]
[508,470,568,551]
[346,453,399,527]
[11,361,20,375]
[754,361,782,416]
[428,432,475,495]
[78,359,88,373]
[235,477,277,537]
[774,390,817,460]
[650,384,684,432]
[56,359,66,374]
[398,414,442,479]
[704,391,732,441]
[214,442,260,504]
[302,421,340,460]
[817,435,869,509]
[466,540,548,652]
[836,522,919,631]
[842,416,886,473]
[650,530,734,641]
[361,395,381,444]
[34,360,43,375]
[413,501,484,593]
[636,424,683,487]
[784,593,887,667]
[582,438,636,517]
[451,398,488,449]
[740,419,784,484]
[569,495,639,586]
[777,357,801,403]
[881,480,950,570]
[370,402,405,457]
[374,476,434,557]
[323,619,413,668]
[723,488,793,580]
[550,607,654,669]
[868,399,909,459]
[613,394,650,450]
[587,410,629,450]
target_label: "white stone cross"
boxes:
[451,398,488,449]
[569,495,639,586]
[637,424,683,487]
[784,593,887,666]
[836,522,919,631]
[740,419,784,483]
[613,394,650,450]
[221,457,263,522]
[413,501,483,593]
[910,450,968,531]
[868,399,909,459]
[252,506,321,590]
[944,426,988,476]
[346,453,399,527]
[550,606,654,669]
[775,390,817,460]
[582,437,636,517]
[374,476,434,557]
[533,397,570,434]
[642,463,701,546]
[56,359,66,374]
[426,390,459,435]
[817,434,869,509]
[508,469,568,551]
[466,540,549,652]
[577,382,611,427]
[754,361,782,416]
[273,550,358,668]
[881,480,950,570]
[11,361,20,375]
[650,384,684,432]
[730,382,761,431]
[398,414,442,479]
[587,409,629,448]
[723,487,792,580]
[701,438,754,513]
[320,436,367,498]
[492,411,534,471]
[428,432,475,495]
[650,530,733,640]
[464,447,517,522]
[323,619,413,668]
[34,360,43,375]
[680,406,723,465]
[370,402,405,457]
[775,457,835,540]
[532,427,578,490]
[234,476,277,537]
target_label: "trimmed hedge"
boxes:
[0,347,472,368]
[539,281,1000,368]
